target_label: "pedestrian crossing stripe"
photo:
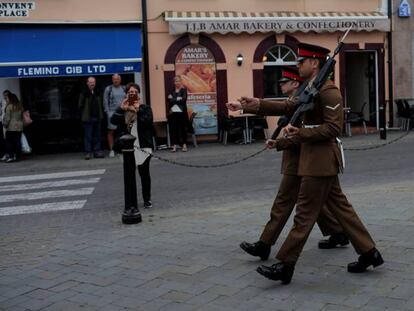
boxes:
[0,169,106,217]
[0,169,106,184]
[0,200,87,216]
[0,187,95,203]
[0,178,101,192]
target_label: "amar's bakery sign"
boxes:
[164,11,390,35]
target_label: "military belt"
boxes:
[303,124,321,129]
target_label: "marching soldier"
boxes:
[241,42,383,284]
[226,66,349,262]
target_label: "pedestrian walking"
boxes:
[79,76,104,160]
[167,75,189,152]
[2,93,23,163]
[103,74,126,158]
[0,90,11,159]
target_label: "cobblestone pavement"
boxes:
[0,131,413,310]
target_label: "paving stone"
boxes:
[47,289,79,303]
[158,302,195,311]
[186,291,220,306]
[24,288,54,300]
[111,296,148,309]
[1,285,36,299]
[40,300,98,311]
[16,297,54,310]
[365,296,407,309]
[1,306,28,311]
[161,290,193,303]
[71,283,102,295]
[48,281,80,293]
[137,298,172,311]
[321,304,354,311]
[0,295,31,309]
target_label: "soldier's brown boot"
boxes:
[348,248,384,273]
[240,241,271,260]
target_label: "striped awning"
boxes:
[164,11,390,35]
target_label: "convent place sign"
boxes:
[0,2,35,17]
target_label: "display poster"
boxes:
[175,44,217,135]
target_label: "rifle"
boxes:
[287,26,352,128]
[270,82,307,140]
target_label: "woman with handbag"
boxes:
[167,76,189,152]
[2,93,23,163]
[0,90,11,159]
[110,83,155,209]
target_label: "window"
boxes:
[263,45,297,98]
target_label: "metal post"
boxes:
[120,134,142,224]
[141,0,151,107]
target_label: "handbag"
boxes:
[21,133,32,154]
[22,111,33,127]
[170,104,182,113]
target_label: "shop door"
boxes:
[345,51,378,127]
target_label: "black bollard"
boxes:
[120,134,142,224]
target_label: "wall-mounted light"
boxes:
[236,53,243,66]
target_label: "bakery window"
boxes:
[262,45,297,99]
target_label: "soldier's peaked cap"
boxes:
[297,42,330,62]
[279,66,304,83]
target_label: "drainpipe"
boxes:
[386,0,394,129]
[379,0,391,139]
[141,0,151,106]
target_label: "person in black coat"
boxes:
[110,82,154,209]
[167,75,190,152]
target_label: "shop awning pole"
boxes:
[141,0,151,107]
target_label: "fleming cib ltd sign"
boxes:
[0,2,35,17]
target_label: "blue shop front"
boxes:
[0,24,142,152]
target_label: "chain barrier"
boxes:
[134,130,411,168]
[136,145,267,168]
[343,131,411,151]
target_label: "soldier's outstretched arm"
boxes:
[241,96,296,116]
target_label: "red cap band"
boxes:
[299,49,327,59]
[283,71,301,81]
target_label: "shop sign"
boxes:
[398,0,411,17]
[0,62,140,78]
[0,2,35,17]
[175,44,217,135]
[169,18,391,35]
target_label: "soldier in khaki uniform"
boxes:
[227,66,348,262]
[243,43,383,284]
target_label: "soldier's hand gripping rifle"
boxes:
[270,82,307,140]
[286,26,352,129]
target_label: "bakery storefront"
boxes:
[152,11,390,138]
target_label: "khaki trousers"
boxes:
[260,174,343,245]
[276,176,375,264]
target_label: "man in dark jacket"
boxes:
[79,76,104,160]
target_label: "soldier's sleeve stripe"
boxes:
[325,104,340,111]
